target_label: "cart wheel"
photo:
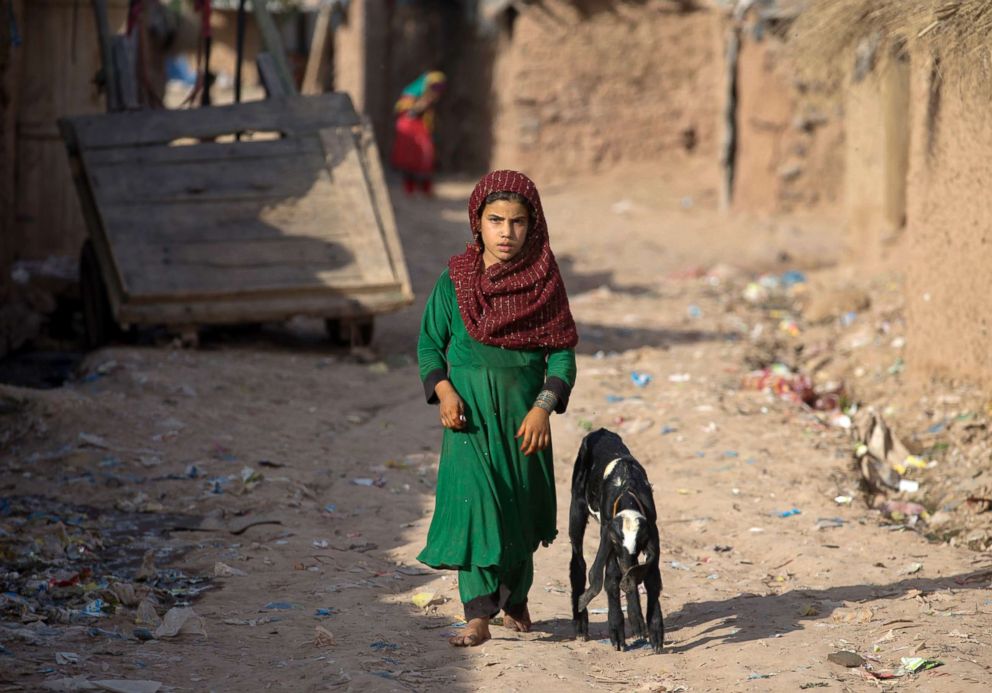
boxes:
[325,317,374,347]
[80,240,118,350]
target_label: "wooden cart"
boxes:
[59,93,412,348]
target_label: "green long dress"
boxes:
[416,270,577,573]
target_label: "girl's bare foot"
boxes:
[448,617,491,647]
[502,607,532,633]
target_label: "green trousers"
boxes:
[458,555,533,620]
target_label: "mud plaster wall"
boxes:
[732,28,844,217]
[490,0,723,185]
[904,58,992,389]
[843,51,910,262]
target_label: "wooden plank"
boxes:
[92,0,120,112]
[355,118,414,302]
[98,203,357,245]
[256,53,287,99]
[87,146,332,204]
[318,127,396,285]
[63,93,359,149]
[252,0,296,96]
[117,289,413,326]
[83,135,321,167]
[110,34,139,111]
[302,5,332,95]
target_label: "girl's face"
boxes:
[479,199,530,268]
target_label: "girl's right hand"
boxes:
[436,381,466,430]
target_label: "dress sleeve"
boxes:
[543,348,577,414]
[417,272,454,405]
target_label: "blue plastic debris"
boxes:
[723,450,739,458]
[687,304,703,319]
[314,607,340,617]
[630,371,652,388]
[323,503,337,513]
[606,394,625,403]
[661,425,677,435]
[82,599,105,617]
[263,602,299,610]
[777,508,802,518]
[780,270,806,287]
[370,640,399,651]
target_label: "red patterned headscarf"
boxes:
[448,170,578,350]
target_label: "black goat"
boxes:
[569,428,663,652]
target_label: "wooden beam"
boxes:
[61,93,360,149]
[91,0,121,111]
[110,34,139,110]
[252,0,296,95]
[302,5,332,95]
[256,52,287,99]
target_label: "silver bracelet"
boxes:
[534,390,558,413]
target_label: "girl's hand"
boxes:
[436,381,466,430]
[515,408,551,455]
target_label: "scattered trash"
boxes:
[900,562,923,575]
[323,503,337,513]
[900,657,942,673]
[687,304,702,319]
[880,500,928,525]
[314,625,336,647]
[898,479,920,493]
[314,607,339,617]
[747,672,773,680]
[213,561,247,577]
[134,599,161,628]
[660,425,678,435]
[815,517,845,530]
[828,650,865,668]
[799,683,829,689]
[55,652,80,665]
[152,607,206,639]
[714,545,732,552]
[351,477,386,488]
[631,371,652,388]
[669,561,691,571]
[369,640,399,651]
[411,592,446,609]
[834,495,853,505]
[263,602,299,610]
[777,508,801,518]
[668,373,691,383]
[312,539,330,549]
[82,599,106,618]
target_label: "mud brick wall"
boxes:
[490,0,724,185]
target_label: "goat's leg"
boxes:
[568,500,589,639]
[644,567,664,653]
[605,559,626,651]
[625,580,647,639]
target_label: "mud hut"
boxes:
[791,0,992,389]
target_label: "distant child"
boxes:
[391,71,447,196]
[417,170,578,646]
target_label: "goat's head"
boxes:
[578,509,657,611]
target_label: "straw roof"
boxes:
[789,1,992,81]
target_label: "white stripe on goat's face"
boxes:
[616,509,644,555]
[603,458,621,479]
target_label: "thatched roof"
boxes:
[789,1,992,79]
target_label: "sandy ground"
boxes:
[2,165,991,691]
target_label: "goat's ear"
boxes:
[578,530,614,612]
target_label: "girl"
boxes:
[417,170,578,647]
[391,71,447,196]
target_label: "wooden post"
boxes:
[256,53,287,99]
[719,24,739,212]
[252,0,296,95]
[302,4,332,95]
[91,0,121,112]
[111,34,139,110]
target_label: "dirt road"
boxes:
[2,168,990,691]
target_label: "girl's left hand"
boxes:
[515,408,551,456]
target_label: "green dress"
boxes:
[416,270,577,573]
